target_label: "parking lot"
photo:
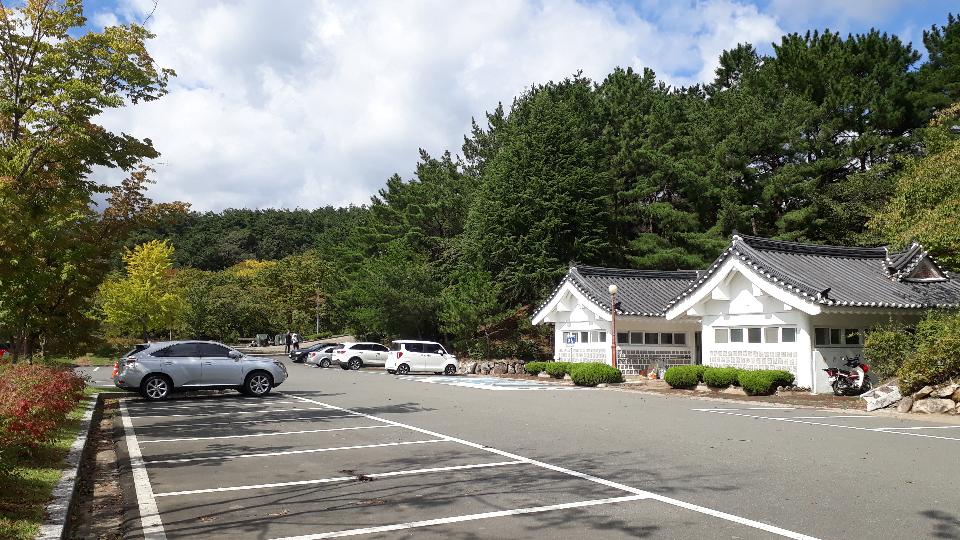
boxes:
[112,363,960,539]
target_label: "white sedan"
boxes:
[385,340,458,375]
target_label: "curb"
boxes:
[36,393,101,540]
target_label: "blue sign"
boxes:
[565,335,577,345]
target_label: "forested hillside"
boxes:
[135,18,960,358]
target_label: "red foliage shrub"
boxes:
[0,364,86,449]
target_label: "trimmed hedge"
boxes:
[544,362,572,378]
[737,370,795,396]
[664,365,702,389]
[702,367,739,389]
[523,362,548,375]
[569,363,623,386]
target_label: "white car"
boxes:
[385,340,458,376]
[333,342,390,370]
[305,345,338,368]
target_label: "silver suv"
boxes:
[113,341,288,401]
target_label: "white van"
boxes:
[385,340,458,375]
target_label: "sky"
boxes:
[83,0,957,212]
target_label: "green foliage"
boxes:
[664,365,702,389]
[870,104,960,270]
[863,323,916,380]
[896,311,960,394]
[737,370,795,396]
[0,3,179,359]
[544,362,572,378]
[524,362,548,375]
[97,241,184,340]
[702,367,740,388]
[569,363,623,386]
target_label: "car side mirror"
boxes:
[228,350,242,359]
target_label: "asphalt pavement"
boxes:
[109,358,960,539]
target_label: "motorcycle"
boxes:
[824,355,872,396]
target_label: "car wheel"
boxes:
[244,371,273,397]
[141,375,171,401]
[320,359,330,368]
[444,364,457,376]
[348,357,362,370]
[396,363,410,375]
[339,362,350,370]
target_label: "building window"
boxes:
[673,333,687,345]
[714,328,728,343]
[617,332,628,344]
[630,332,643,345]
[764,327,779,343]
[563,331,576,344]
[644,332,659,345]
[597,331,607,343]
[815,327,864,347]
[730,328,744,343]
[661,333,674,345]
[747,328,762,343]
[580,331,590,343]
[815,328,829,346]
[782,327,796,343]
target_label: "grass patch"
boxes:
[39,355,115,368]
[0,401,89,539]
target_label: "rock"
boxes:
[537,372,551,378]
[563,374,572,381]
[694,383,712,393]
[952,388,960,402]
[911,398,956,414]
[597,383,608,388]
[933,383,959,398]
[860,382,902,411]
[469,362,478,374]
[480,364,491,375]
[912,386,934,399]
[897,396,914,413]
[507,364,515,374]
[492,364,506,375]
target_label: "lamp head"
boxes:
[608,284,618,295]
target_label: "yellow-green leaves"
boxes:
[98,240,184,339]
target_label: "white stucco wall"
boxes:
[538,284,697,375]
[699,272,815,386]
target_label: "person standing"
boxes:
[284,330,292,354]
[292,332,301,351]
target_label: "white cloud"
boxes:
[94,0,783,211]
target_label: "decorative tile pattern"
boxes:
[558,347,692,376]
[707,349,797,374]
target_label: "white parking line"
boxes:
[773,415,875,420]
[154,460,524,497]
[284,394,819,540]
[270,495,649,540]
[130,406,331,419]
[140,413,362,430]
[144,439,447,464]
[140,424,393,444]
[126,400,298,411]
[693,407,797,411]
[874,425,960,430]
[119,402,167,540]
[697,409,960,442]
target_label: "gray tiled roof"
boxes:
[538,265,700,317]
[667,235,960,310]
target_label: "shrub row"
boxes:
[663,365,794,395]
[569,363,623,386]
[0,364,86,449]
[544,362,572,378]
[524,361,548,375]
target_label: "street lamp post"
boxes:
[608,284,618,369]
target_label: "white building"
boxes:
[532,234,960,392]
